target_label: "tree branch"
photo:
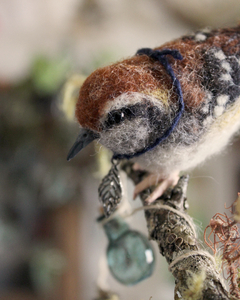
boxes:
[122,162,231,300]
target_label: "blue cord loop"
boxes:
[113,48,184,160]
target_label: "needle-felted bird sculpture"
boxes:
[68,25,240,205]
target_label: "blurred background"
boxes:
[1,0,240,299]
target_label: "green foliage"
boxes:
[32,56,69,94]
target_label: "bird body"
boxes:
[69,25,240,202]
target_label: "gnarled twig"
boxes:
[122,162,230,300]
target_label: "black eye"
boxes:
[114,111,125,124]
[105,110,125,127]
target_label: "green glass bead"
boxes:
[102,216,155,285]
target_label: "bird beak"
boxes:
[67,128,99,161]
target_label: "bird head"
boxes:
[67,49,183,161]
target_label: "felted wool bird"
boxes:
[68,25,240,204]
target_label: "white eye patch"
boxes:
[102,91,168,118]
[99,117,150,155]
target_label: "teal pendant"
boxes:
[101,216,155,285]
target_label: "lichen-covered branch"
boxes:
[122,162,231,300]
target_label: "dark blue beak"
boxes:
[67,128,99,161]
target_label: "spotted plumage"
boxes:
[68,25,240,203]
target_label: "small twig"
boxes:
[122,162,230,300]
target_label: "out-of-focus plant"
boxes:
[204,197,240,298]
[31,56,70,95]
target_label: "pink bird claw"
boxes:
[133,171,179,203]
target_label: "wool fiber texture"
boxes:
[76,25,240,176]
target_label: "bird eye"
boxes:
[105,110,125,127]
[104,106,136,129]
[115,112,124,123]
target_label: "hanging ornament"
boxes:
[98,159,122,217]
[98,215,155,285]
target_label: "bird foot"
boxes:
[132,163,144,171]
[133,171,179,203]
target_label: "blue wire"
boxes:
[113,48,184,160]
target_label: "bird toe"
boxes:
[133,174,161,200]
[133,171,179,203]
[145,171,179,203]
